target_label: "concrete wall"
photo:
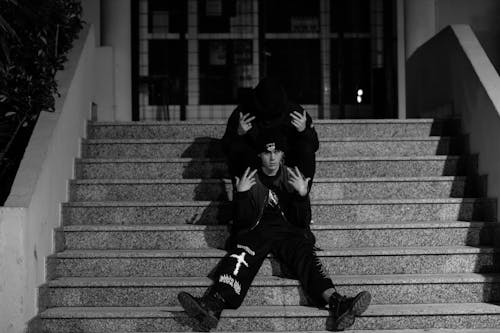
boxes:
[407,25,500,220]
[101,0,132,121]
[81,0,101,45]
[0,26,96,333]
[436,0,500,73]
[405,0,500,69]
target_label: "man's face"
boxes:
[259,150,284,174]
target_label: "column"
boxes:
[404,0,436,58]
[397,0,406,119]
[319,0,331,119]
[101,0,132,121]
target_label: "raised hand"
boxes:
[287,166,311,196]
[235,167,257,192]
[237,112,256,135]
[291,110,307,132]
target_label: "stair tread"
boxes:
[63,198,495,207]
[51,246,500,258]
[45,273,500,287]
[70,176,468,184]
[76,155,470,163]
[88,119,450,126]
[59,328,500,333]
[83,136,455,144]
[53,328,500,333]
[60,220,496,231]
[38,302,500,318]
[62,198,494,206]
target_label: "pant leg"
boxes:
[271,229,335,306]
[212,230,271,309]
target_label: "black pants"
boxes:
[212,222,335,309]
[226,139,316,184]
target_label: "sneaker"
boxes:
[177,291,224,331]
[328,291,371,331]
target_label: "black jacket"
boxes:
[231,166,312,236]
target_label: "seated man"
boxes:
[178,131,370,332]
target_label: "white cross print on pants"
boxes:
[230,252,249,276]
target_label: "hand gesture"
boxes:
[237,112,255,136]
[235,167,257,192]
[287,166,311,196]
[291,110,307,132]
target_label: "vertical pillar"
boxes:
[252,0,259,86]
[397,0,406,119]
[319,0,331,119]
[187,0,199,119]
[404,0,436,58]
[101,0,132,121]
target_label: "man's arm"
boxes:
[232,168,260,230]
[285,166,313,227]
[221,107,257,154]
[296,112,319,152]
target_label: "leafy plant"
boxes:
[0,0,83,203]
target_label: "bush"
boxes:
[0,0,83,119]
[0,0,83,203]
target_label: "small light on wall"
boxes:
[356,88,363,103]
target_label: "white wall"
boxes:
[436,0,500,72]
[407,25,500,220]
[404,0,500,68]
[404,0,437,58]
[0,25,97,333]
[101,0,132,121]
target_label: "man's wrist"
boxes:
[297,188,308,196]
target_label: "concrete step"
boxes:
[33,328,498,333]
[57,221,497,251]
[68,176,482,202]
[41,273,500,308]
[47,246,500,278]
[81,137,463,159]
[75,156,478,179]
[61,198,496,226]
[86,119,460,140]
[37,303,500,331]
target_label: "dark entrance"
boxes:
[132,0,398,120]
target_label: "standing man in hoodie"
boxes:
[221,77,319,186]
[178,131,371,332]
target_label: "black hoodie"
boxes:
[221,77,319,157]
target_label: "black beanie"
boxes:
[257,128,288,153]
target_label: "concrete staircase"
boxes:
[36,119,500,332]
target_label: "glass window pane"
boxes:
[148,0,186,33]
[198,0,255,33]
[331,0,370,33]
[330,38,371,105]
[265,0,319,33]
[199,40,254,104]
[265,39,320,104]
[147,40,186,105]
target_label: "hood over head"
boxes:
[253,77,288,120]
